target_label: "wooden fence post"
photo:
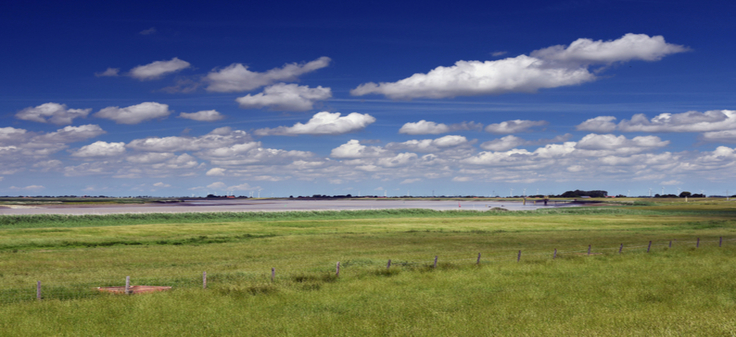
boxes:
[336,262,340,277]
[553,248,557,259]
[271,268,275,282]
[433,256,438,269]
[647,241,652,253]
[588,245,591,255]
[387,259,391,269]
[517,250,521,262]
[36,281,41,301]
[669,240,672,248]
[203,272,207,289]
[476,253,481,265]
[720,237,723,247]
[697,238,700,248]
[125,276,131,295]
[619,244,623,253]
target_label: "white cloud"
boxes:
[617,110,736,133]
[207,182,227,190]
[33,160,62,172]
[400,178,421,184]
[398,120,483,135]
[701,130,736,143]
[480,134,572,151]
[129,57,191,80]
[387,135,468,152]
[330,140,387,159]
[576,116,617,132]
[16,103,91,125]
[529,33,689,64]
[206,168,226,176]
[126,153,175,164]
[485,119,548,134]
[178,110,224,122]
[153,182,171,188]
[236,83,331,111]
[491,51,508,57]
[660,180,682,186]
[452,176,472,182]
[39,125,106,143]
[95,68,120,77]
[10,185,44,191]
[206,181,256,191]
[576,134,669,155]
[377,153,418,167]
[94,102,171,124]
[205,56,331,92]
[72,141,126,157]
[254,112,375,136]
[351,34,686,99]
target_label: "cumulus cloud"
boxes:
[206,168,226,176]
[351,34,687,99]
[485,119,548,134]
[617,110,736,133]
[38,125,106,143]
[125,152,176,164]
[71,141,126,157]
[94,102,171,124]
[400,178,421,184]
[10,185,45,191]
[205,56,331,92]
[701,130,736,143]
[178,110,224,122]
[130,57,191,80]
[95,68,120,77]
[330,140,387,159]
[127,128,250,152]
[16,103,91,125]
[153,182,170,188]
[254,112,375,136]
[398,120,483,135]
[575,134,669,155]
[236,83,331,111]
[576,116,617,132]
[386,135,468,152]
[480,134,572,151]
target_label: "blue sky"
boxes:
[2,0,736,197]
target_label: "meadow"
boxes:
[1,199,735,335]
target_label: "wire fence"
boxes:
[2,236,733,304]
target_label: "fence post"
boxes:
[271,268,275,282]
[553,248,557,259]
[647,241,652,253]
[36,281,41,301]
[669,240,672,248]
[336,262,340,277]
[387,259,391,269]
[517,250,521,262]
[476,253,481,265]
[433,256,438,269]
[588,245,591,255]
[619,244,623,253]
[125,276,131,295]
[203,272,207,290]
[720,237,723,247]
[697,238,700,248]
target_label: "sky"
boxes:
[2,0,736,197]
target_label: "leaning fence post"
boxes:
[619,244,623,253]
[553,248,557,259]
[647,241,652,253]
[517,250,521,262]
[720,237,723,247]
[336,262,340,277]
[433,256,438,269]
[697,238,700,248]
[203,271,207,289]
[476,253,481,265]
[125,276,131,295]
[387,259,391,269]
[36,281,41,301]
[588,245,591,255]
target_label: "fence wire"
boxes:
[3,237,733,303]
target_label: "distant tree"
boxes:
[679,191,692,198]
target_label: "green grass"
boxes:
[0,205,735,335]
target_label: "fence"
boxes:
[3,236,733,304]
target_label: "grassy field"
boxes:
[1,200,735,335]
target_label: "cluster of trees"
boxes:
[654,192,706,198]
[559,190,608,198]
